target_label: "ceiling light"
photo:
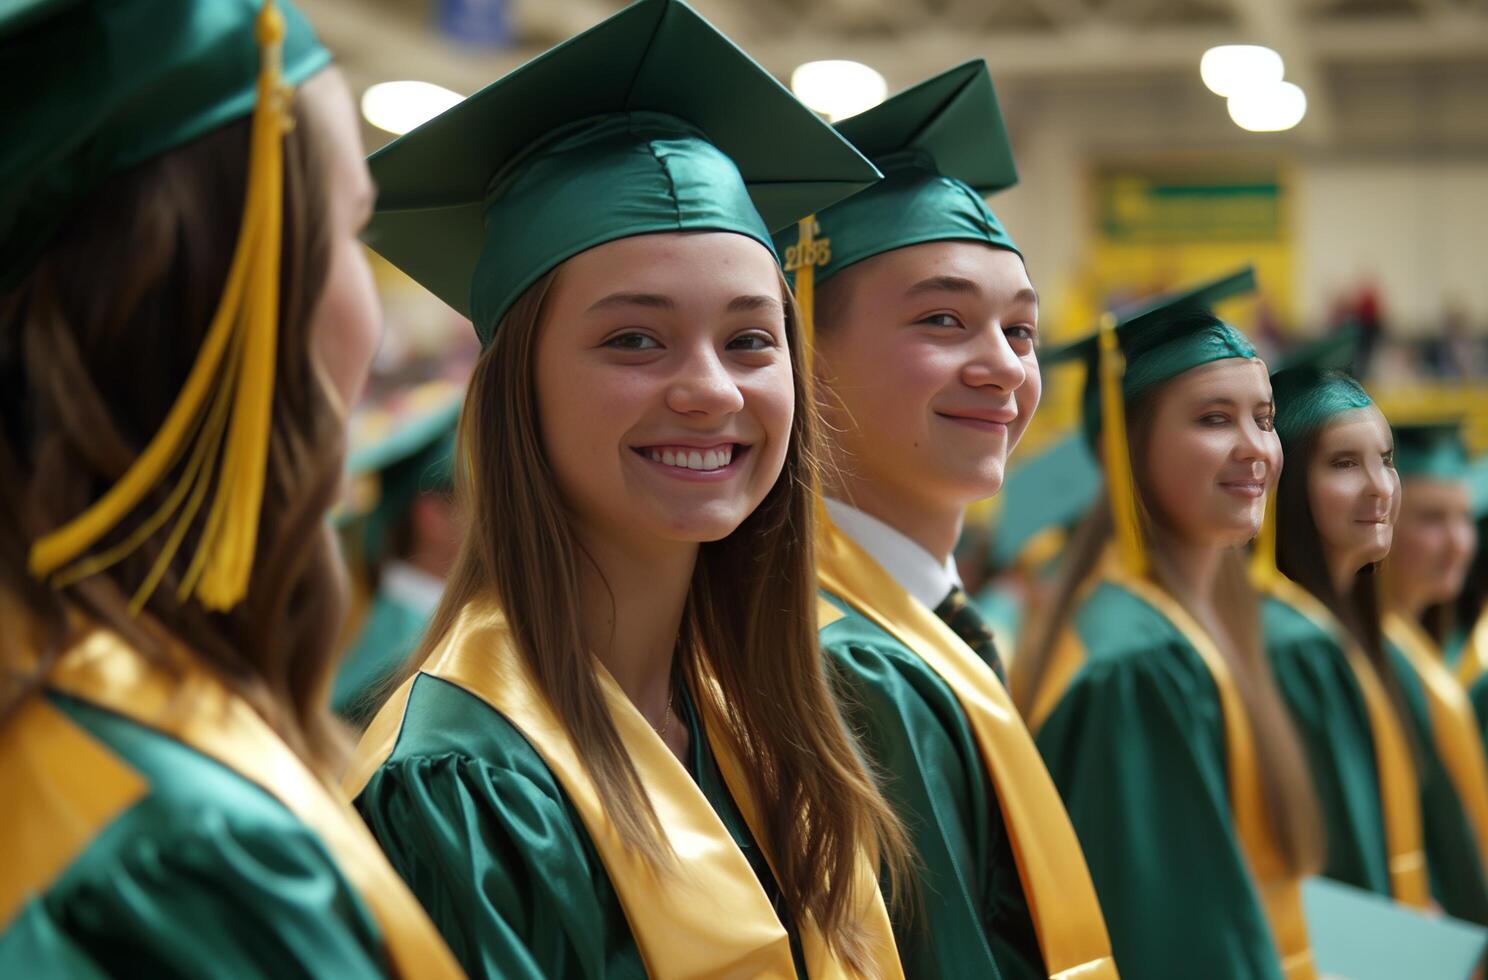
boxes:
[790,60,887,122]
[361,81,464,136]
[1200,45,1284,98]
[1227,81,1308,132]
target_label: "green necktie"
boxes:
[933,585,1007,684]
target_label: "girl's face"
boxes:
[1140,357,1282,548]
[1306,406,1399,574]
[535,231,794,552]
[303,69,381,414]
[1392,476,1477,607]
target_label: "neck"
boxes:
[826,467,964,566]
[1159,532,1225,606]
[572,525,695,727]
[1325,551,1363,603]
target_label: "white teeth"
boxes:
[687,450,703,469]
[644,446,736,471]
[662,449,676,466]
[703,450,719,470]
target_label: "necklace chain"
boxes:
[653,680,677,739]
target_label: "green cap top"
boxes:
[1045,266,1259,438]
[363,0,881,346]
[1393,421,1471,481]
[1269,326,1372,450]
[1,0,331,290]
[1467,454,1488,521]
[990,434,1100,569]
[774,59,1019,286]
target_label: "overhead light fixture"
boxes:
[361,80,464,136]
[790,60,887,122]
[1227,81,1308,132]
[1199,45,1284,98]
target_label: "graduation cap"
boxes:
[1269,325,1372,451]
[1393,421,1471,481]
[346,390,462,566]
[9,0,332,612]
[363,0,881,346]
[770,60,1019,342]
[1469,454,1488,522]
[1043,266,1260,576]
[990,435,1101,572]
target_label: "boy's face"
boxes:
[814,241,1040,516]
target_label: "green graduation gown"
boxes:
[1032,579,1288,980]
[1263,595,1392,894]
[822,593,1044,980]
[0,630,462,979]
[353,673,806,979]
[333,582,434,724]
[1383,631,1488,924]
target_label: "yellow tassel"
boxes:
[29,1,291,612]
[1098,311,1147,579]
[1251,490,1279,589]
[792,215,819,377]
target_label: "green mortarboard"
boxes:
[1393,421,1471,481]
[1465,455,1488,521]
[1,0,330,290]
[990,435,1101,569]
[348,393,461,565]
[1269,326,1371,451]
[773,59,1019,287]
[362,0,881,346]
[1045,266,1259,439]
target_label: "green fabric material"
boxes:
[971,583,1023,654]
[772,60,1018,287]
[1271,369,1373,451]
[1262,595,1392,896]
[1035,580,1283,980]
[361,0,879,344]
[1384,640,1488,924]
[349,398,459,567]
[1043,267,1259,442]
[820,591,1043,980]
[1467,456,1488,520]
[0,0,330,290]
[989,434,1100,570]
[1472,671,1488,767]
[0,693,389,977]
[354,672,805,980]
[1393,422,1471,481]
[332,589,433,725]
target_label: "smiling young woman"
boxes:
[1256,358,1428,910]
[1014,269,1323,980]
[340,3,908,977]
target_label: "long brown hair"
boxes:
[1016,379,1323,874]
[403,263,908,970]
[0,94,349,770]
[1274,423,1415,739]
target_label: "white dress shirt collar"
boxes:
[823,498,962,611]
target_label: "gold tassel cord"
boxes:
[1250,491,1280,590]
[28,2,291,612]
[1098,312,1147,579]
[792,215,820,378]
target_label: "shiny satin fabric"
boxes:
[345,597,899,979]
[3,628,463,979]
[1267,579,1428,910]
[815,518,1117,980]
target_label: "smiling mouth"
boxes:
[936,411,1015,430]
[632,443,746,473]
[1219,481,1266,498]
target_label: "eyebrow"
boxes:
[586,292,675,313]
[727,294,784,314]
[1196,397,1275,410]
[903,277,1039,306]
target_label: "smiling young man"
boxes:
[778,62,1116,980]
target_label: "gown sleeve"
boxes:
[2,796,389,979]
[827,624,1044,980]
[1035,644,1284,980]
[356,748,642,980]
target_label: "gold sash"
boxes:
[28,630,464,979]
[1262,577,1429,907]
[1385,613,1488,873]
[1026,558,1314,980]
[1456,607,1488,689]
[345,598,900,979]
[816,519,1117,980]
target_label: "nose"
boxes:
[1363,458,1395,502]
[961,325,1027,392]
[665,344,746,418]
[1235,417,1274,474]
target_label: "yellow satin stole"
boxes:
[1027,556,1315,980]
[816,518,1117,980]
[345,597,900,980]
[4,628,464,979]
[1262,577,1429,906]
[1384,612,1488,873]
[1455,607,1488,689]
